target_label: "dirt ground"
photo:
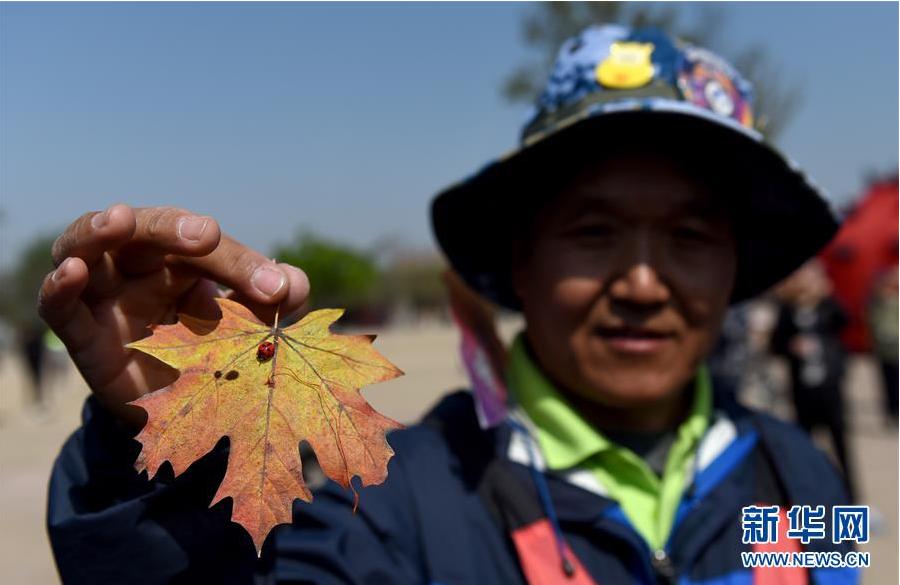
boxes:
[1,321,896,583]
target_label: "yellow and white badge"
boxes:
[596,42,656,89]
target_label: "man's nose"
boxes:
[608,262,671,306]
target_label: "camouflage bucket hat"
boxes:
[430,25,838,310]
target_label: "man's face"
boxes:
[513,152,737,409]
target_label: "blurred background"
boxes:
[0,2,897,583]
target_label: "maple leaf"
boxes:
[126,298,404,554]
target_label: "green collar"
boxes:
[506,332,713,550]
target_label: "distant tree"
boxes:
[0,234,55,330]
[503,2,800,140]
[272,232,381,311]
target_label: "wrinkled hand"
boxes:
[38,205,310,427]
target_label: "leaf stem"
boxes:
[273,302,281,333]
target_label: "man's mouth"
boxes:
[591,325,675,354]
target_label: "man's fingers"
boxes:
[224,263,311,324]
[173,234,309,307]
[37,257,99,354]
[170,262,310,326]
[51,204,136,267]
[277,263,311,315]
[51,204,220,299]
[81,253,129,300]
[113,207,222,275]
[176,278,226,321]
[54,205,305,310]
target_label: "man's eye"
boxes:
[571,225,614,238]
[672,225,715,242]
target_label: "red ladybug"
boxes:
[257,341,276,362]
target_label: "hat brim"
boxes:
[431,105,839,310]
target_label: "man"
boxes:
[771,260,855,501]
[42,26,856,584]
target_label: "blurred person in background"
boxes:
[39,26,859,585]
[867,266,899,425]
[13,322,69,418]
[19,322,49,412]
[771,259,855,502]
[707,303,753,402]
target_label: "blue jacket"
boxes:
[48,390,857,584]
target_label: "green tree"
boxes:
[503,2,800,140]
[272,232,381,311]
[0,234,56,330]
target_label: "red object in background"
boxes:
[820,177,898,352]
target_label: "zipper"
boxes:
[650,549,677,585]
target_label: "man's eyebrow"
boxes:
[679,197,733,218]
[551,189,732,222]
[555,196,617,220]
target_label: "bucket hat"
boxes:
[431,25,838,310]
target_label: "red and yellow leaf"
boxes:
[126,298,403,553]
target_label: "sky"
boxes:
[1,2,897,272]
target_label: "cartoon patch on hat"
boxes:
[596,41,656,89]
[678,47,754,128]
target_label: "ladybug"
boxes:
[257,341,276,362]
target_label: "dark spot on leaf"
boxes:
[214,371,222,379]
[225,370,239,381]
[179,403,192,417]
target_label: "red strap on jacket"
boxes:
[752,505,808,585]
[511,519,599,585]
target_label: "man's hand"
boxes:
[37,205,310,427]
